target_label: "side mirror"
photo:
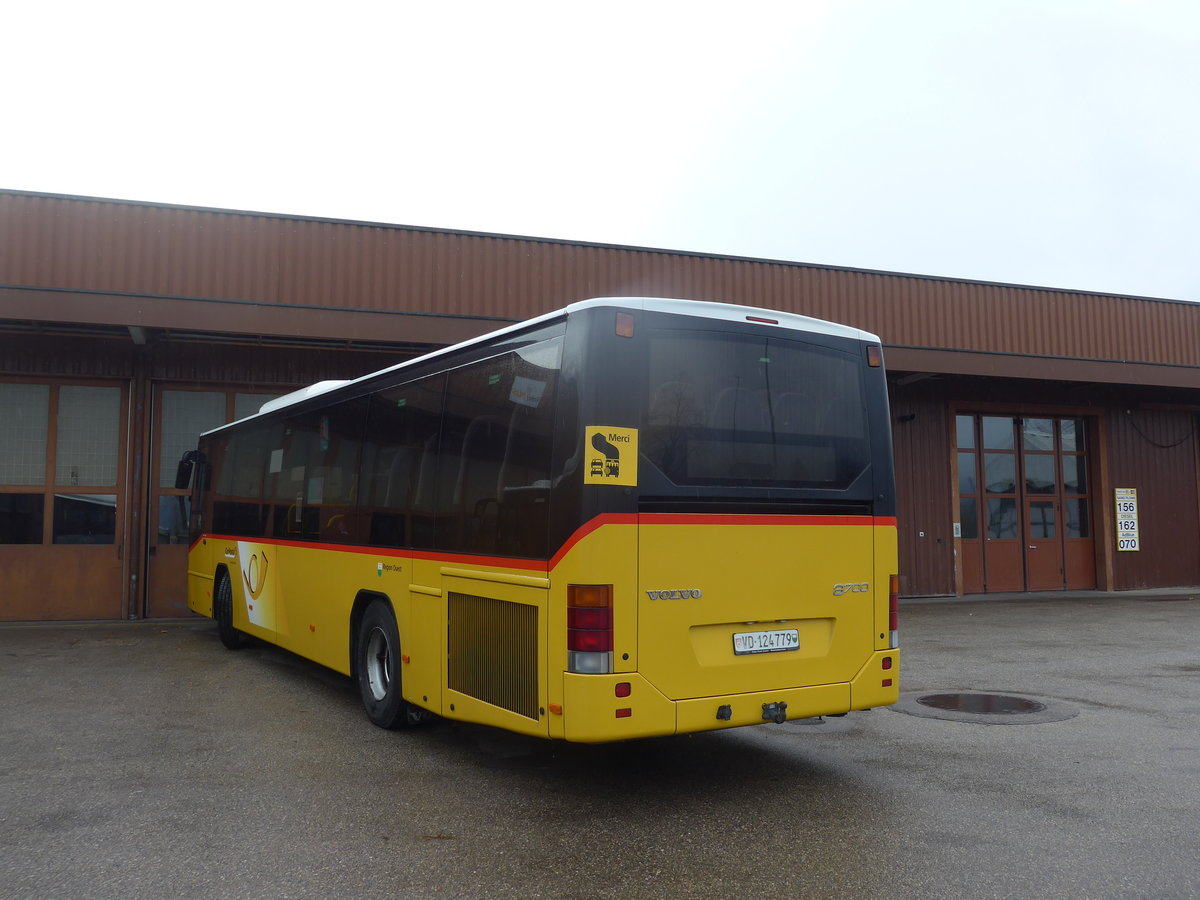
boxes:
[174,452,197,490]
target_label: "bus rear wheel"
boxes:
[214,570,245,650]
[356,601,425,729]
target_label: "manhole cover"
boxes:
[916,692,1046,715]
[891,690,1077,725]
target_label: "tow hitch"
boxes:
[762,701,788,724]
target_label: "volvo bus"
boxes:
[180,297,899,742]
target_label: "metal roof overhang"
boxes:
[887,346,1200,390]
[5,284,1200,393]
[0,285,506,349]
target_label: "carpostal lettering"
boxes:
[646,589,703,600]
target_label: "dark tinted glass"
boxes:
[360,375,446,549]
[0,493,43,543]
[982,417,1014,450]
[1022,418,1054,451]
[1060,418,1085,452]
[958,452,977,494]
[984,453,1016,493]
[271,400,367,543]
[641,330,868,488]
[158,496,190,544]
[986,498,1018,539]
[437,338,562,556]
[1029,501,1056,539]
[1062,456,1087,494]
[955,415,975,449]
[1024,455,1056,494]
[1065,498,1090,537]
[959,496,979,539]
[208,420,284,538]
[53,494,116,544]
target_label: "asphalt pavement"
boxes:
[2,591,1198,899]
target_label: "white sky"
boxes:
[4,0,1198,301]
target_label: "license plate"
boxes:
[732,629,799,655]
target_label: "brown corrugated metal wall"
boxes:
[0,332,403,386]
[889,380,956,596]
[4,190,1200,371]
[1105,408,1200,589]
[4,190,1200,610]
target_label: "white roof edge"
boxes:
[565,296,880,343]
[204,297,874,432]
[256,380,350,415]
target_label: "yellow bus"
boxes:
[180,297,899,742]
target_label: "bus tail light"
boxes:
[568,584,613,674]
[889,574,899,648]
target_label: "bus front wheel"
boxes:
[214,570,245,650]
[356,602,424,729]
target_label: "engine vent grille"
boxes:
[448,592,539,720]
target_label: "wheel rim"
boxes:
[365,626,391,701]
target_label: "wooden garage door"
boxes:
[0,380,128,621]
[956,414,1095,594]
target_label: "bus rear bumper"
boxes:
[561,662,898,742]
[849,648,901,710]
[561,673,677,743]
[675,683,851,734]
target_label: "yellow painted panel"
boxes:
[637,520,875,700]
[562,673,675,743]
[849,648,900,710]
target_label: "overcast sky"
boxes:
[4,1,1198,301]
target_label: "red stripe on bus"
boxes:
[547,514,639,569]
[546,513,893,569]
[638,513,896,528]
[193,533,548,572]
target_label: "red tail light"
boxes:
[568,584,613,673]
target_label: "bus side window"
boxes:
[273,400,367,544]
[210,422,277,538]
[361,375,444,550]
[453,414,508,552]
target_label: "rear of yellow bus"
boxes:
[549,299,898,742]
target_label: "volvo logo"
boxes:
[832,582,870,596]
[646,589,703,600]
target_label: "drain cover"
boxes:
[891,691,1077,724]
[917,692,1046,715]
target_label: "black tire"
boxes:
[356,601,424,729]
[214,570,245,650]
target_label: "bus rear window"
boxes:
[641,330,870,488]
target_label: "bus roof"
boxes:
[208,297,879,432]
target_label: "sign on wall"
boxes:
[1115,488,1140,551]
